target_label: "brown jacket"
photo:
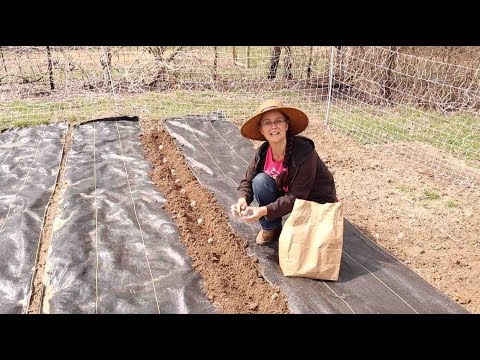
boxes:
[237,135,337,219]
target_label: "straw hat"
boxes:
[240,99,309,141]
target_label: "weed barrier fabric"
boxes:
[0,123,67,313]
[165,114,468,314]
[43,117,216,313]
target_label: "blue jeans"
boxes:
[252,172,284,231]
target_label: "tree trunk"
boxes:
[383,46,398,103]
[100,46,112,89]
[46,46,55,90]
[0,47,7,73]
[148,46,183,88]
[268,46,282,80]
[335,46,344,81]
[283,46,293,80]
[151,46,167,86]
[306,46,313,79]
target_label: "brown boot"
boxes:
[256,226,282,245]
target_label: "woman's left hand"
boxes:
[240,206,267,223]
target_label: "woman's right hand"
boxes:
[231,197,247,217]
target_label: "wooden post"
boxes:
[232,46,237,64]
[213,46,218,81]
[46,46,55,90]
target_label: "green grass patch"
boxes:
[0,95,117,130]
[12,118,50,128]
[420,113,480,160]
[329,104,480,165]
[446,199,457,208]
[330,106,411,144]
[423,189,440,200]
[1,85,478,177]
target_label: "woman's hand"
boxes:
[240,206,267,223]
[231,197,248,217]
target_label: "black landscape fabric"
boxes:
[0,123,67,313]
[43,117,216,314]
[164,113,468,314]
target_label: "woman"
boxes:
[231,99,337,245]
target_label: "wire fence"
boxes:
[1,46,479,187]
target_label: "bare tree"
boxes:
[306,46,313,79]
[335,46,344,81]
[383,46,398,104]
[100,46,112,89]
[268,46,282,80]
[268,46,294,80]
[283,46,293,80]
[147,46,183,88]
[0,46,7,73]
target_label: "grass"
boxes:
[396,185,460,207]
[2,92,478,171]
[423,189,440,200]
[446,200,457,208]
[329,104,480,165]
[0,94,117,130]
[0,90,281,130]
[11,118,50,128]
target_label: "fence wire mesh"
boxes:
[1,46,479,187]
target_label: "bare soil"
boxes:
[300,122,480,313]
[141,117,479,314]
[141,121,289,314]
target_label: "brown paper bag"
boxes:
[279,199,344,281]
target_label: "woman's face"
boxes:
[259,110,289,144]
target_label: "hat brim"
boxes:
[240,107,309,141]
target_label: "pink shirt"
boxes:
[263,146,288,191]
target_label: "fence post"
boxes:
[324,46,335,127]
[46,46,55,90]
[213,46,218,81]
